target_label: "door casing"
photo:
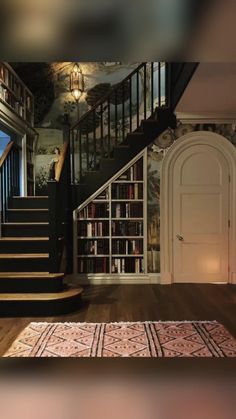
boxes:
[160,131,236,285]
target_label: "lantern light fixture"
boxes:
[70,63,84,102]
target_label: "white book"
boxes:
[121,258,125,273]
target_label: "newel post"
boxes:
[48,180,59,273]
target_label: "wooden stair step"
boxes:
[0,287,83,301]
[0,253,49,259]
[7,209,48,211]
[0,286,83,314]
[12,196,48,199]
[0,272,64,278]
[2,222,49,225]
[0,237,49,241]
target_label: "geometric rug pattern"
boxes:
[3,321,236,357]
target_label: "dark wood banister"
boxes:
[71,63,146,129]
[0,141,14,168]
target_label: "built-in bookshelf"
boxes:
[0,62,34,126]
[74,151,147,277]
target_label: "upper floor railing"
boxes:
[0,62,34,126]
[70,62,170,183]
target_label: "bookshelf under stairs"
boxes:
[74,151,148,283]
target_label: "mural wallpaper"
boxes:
[147,122,236,273]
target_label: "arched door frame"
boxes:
[160,131,236,284]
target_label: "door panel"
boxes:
[173,145,229,283]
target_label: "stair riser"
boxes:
[0,241,49,254]
[8,198,48,209]
[7,211,49,223]
[2,225,49,237]
[0,295,82,316]
[0,258,49,272]
[0,278,64,293]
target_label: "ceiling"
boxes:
[176,63,236,118]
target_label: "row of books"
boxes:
[111,183,143,200]
[111,221,143,236]
[78,239,109,255]
[0,65,23,99]
[96,188,109,200]
[0,86,24,116]
[0,65,33,111]
[78,257,109,274]
[112,202,143,218]
[79,203,109,219]
[78,221,109,237]
[112,239,143,255]
[117,159,143,182]
[111,257,144,274]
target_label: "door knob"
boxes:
[176,234,184,241]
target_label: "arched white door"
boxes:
[161,131,236,285]
[173,144,229,283]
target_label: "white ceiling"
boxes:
[176,63,236,117]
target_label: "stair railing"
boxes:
[0,141,20,237]
[70,62,170,183]
[48,141,72,273]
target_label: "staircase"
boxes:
[70,62,179,205]
[0,142,82,316]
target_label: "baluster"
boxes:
[100,103,104,157]
[115,90,118,145]
[122,83,125,142]
[10,150,14,196]
[79,129,82,181]
[151,62,154,115]
[16,149,20,195]
[108,97,111,157]
[144,63,147,119]
[137,70,139,128]
[86,124,89,171]
[165,62,170,107]
[129,76,132,133]
[93,110,97,169]
[158,62,161,107]
[71,129,75,183]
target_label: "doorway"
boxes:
[160,131,236,284]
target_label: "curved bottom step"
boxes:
[0,272,64,293]
[0,286,83,317]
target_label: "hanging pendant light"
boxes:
[70,63,84,102]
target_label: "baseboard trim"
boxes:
[67,274,161,285]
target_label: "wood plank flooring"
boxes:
[0,284,236,356]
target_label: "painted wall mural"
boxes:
[146,122,236,273]
[27,62,140,194]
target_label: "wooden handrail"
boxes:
[0,141,14,168]
[55,141,69,182]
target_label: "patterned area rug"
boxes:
[3,321,236,357]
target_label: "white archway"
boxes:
[160,131,236,284]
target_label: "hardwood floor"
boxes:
[0,284,236,356]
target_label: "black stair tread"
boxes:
[7,209,48,212]
[0,286,83,301]
[2,222,49,225]
[0,237,49,241]
[0,272,64,278]
[0,253,49,259]
[12,196,48,199]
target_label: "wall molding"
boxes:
[176,112,236,124]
